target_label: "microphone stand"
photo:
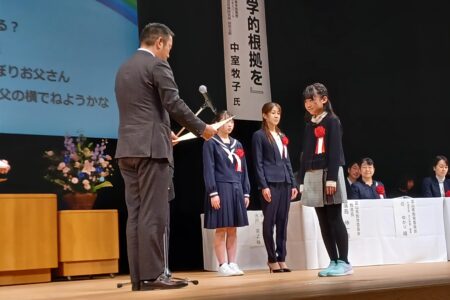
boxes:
[175,101,211,137]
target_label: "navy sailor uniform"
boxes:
[203,135,250,229]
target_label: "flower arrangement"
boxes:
[44,135,114,193]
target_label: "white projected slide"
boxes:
[0,0,138,138]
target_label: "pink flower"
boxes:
[81,160,96,175]
[57,162,66,170]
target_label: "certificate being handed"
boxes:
[175,116,235,142]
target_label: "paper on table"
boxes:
[175,116,235,142]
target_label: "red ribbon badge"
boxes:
[235,148,245,158]
[376,185,385,198]
[314,126,326,154]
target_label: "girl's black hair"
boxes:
[360,157,375,166]
[212,110,233,123]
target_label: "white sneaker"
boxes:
[228,262,244,276]
[217,263,235,276]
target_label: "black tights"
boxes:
[315,204,349,263]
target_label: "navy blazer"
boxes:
[349,180,386,199]
[422,176,450,197]
[252,129,296,189]
[202,136,250,198]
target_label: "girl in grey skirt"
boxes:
[298,83,353,277]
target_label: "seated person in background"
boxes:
[349,157,386,199]
[390,174,417,198]
[345,160,360,197]
[421,155,450,198]
[0,160,11,182]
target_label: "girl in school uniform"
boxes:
[349,157,387,199]
[203,111,250,276]
[252,102,298,273]
[421,155,450,197]
[298,83,352,277]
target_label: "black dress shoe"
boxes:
[140,276,188,291]
[282,268,292,272]
[131,281,140,291]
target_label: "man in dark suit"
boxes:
[115,23,216,291]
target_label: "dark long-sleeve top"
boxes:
[421,176,450,197]
[298,114,345,185]
[251,129,296,190]
[202,136,250,198]
[349,180,386,199]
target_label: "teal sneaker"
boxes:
[327,260,353,276]
[318,261,337,277]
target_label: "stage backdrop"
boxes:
[0,0,138,138]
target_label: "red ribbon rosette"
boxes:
[235,148,245,158]
[376,185,385,195]
[314,126,326,138]
[281,136,289,146]
[314,126,326,154]
[445,190,450,197]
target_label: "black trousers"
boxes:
[260,182,290,263]
[315,204,349,262]
[118,157,170,282]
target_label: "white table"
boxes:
[442,197,450,260]
[202,198,447,271]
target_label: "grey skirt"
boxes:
[301,167,347,207]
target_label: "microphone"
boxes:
[198,85,217,114]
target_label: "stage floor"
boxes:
[2,262,450,300]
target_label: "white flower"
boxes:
[105,155,112,160]
[84,184,91,191]
[57,162,66,170]
[101,161,109,168]
[82,179,89,185]
[62,167,70,174]
[45,151,54,157]
[71,177,79,184]
[74,162,81,168]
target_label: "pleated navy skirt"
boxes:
[204,181,249,229]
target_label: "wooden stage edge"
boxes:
[1,262,450,300]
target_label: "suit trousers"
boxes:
[260,182,290,263]
[118,157,170,282]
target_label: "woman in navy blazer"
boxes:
[422,155,450,197]
[252,102,298,273]
[349,157,387,199]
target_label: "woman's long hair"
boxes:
[261,102,282,144]
[303,83,337,122]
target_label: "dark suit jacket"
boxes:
[422,176,450,197]
[252,129,296,190]
[114,50,206,165]
[349,180,386,199]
